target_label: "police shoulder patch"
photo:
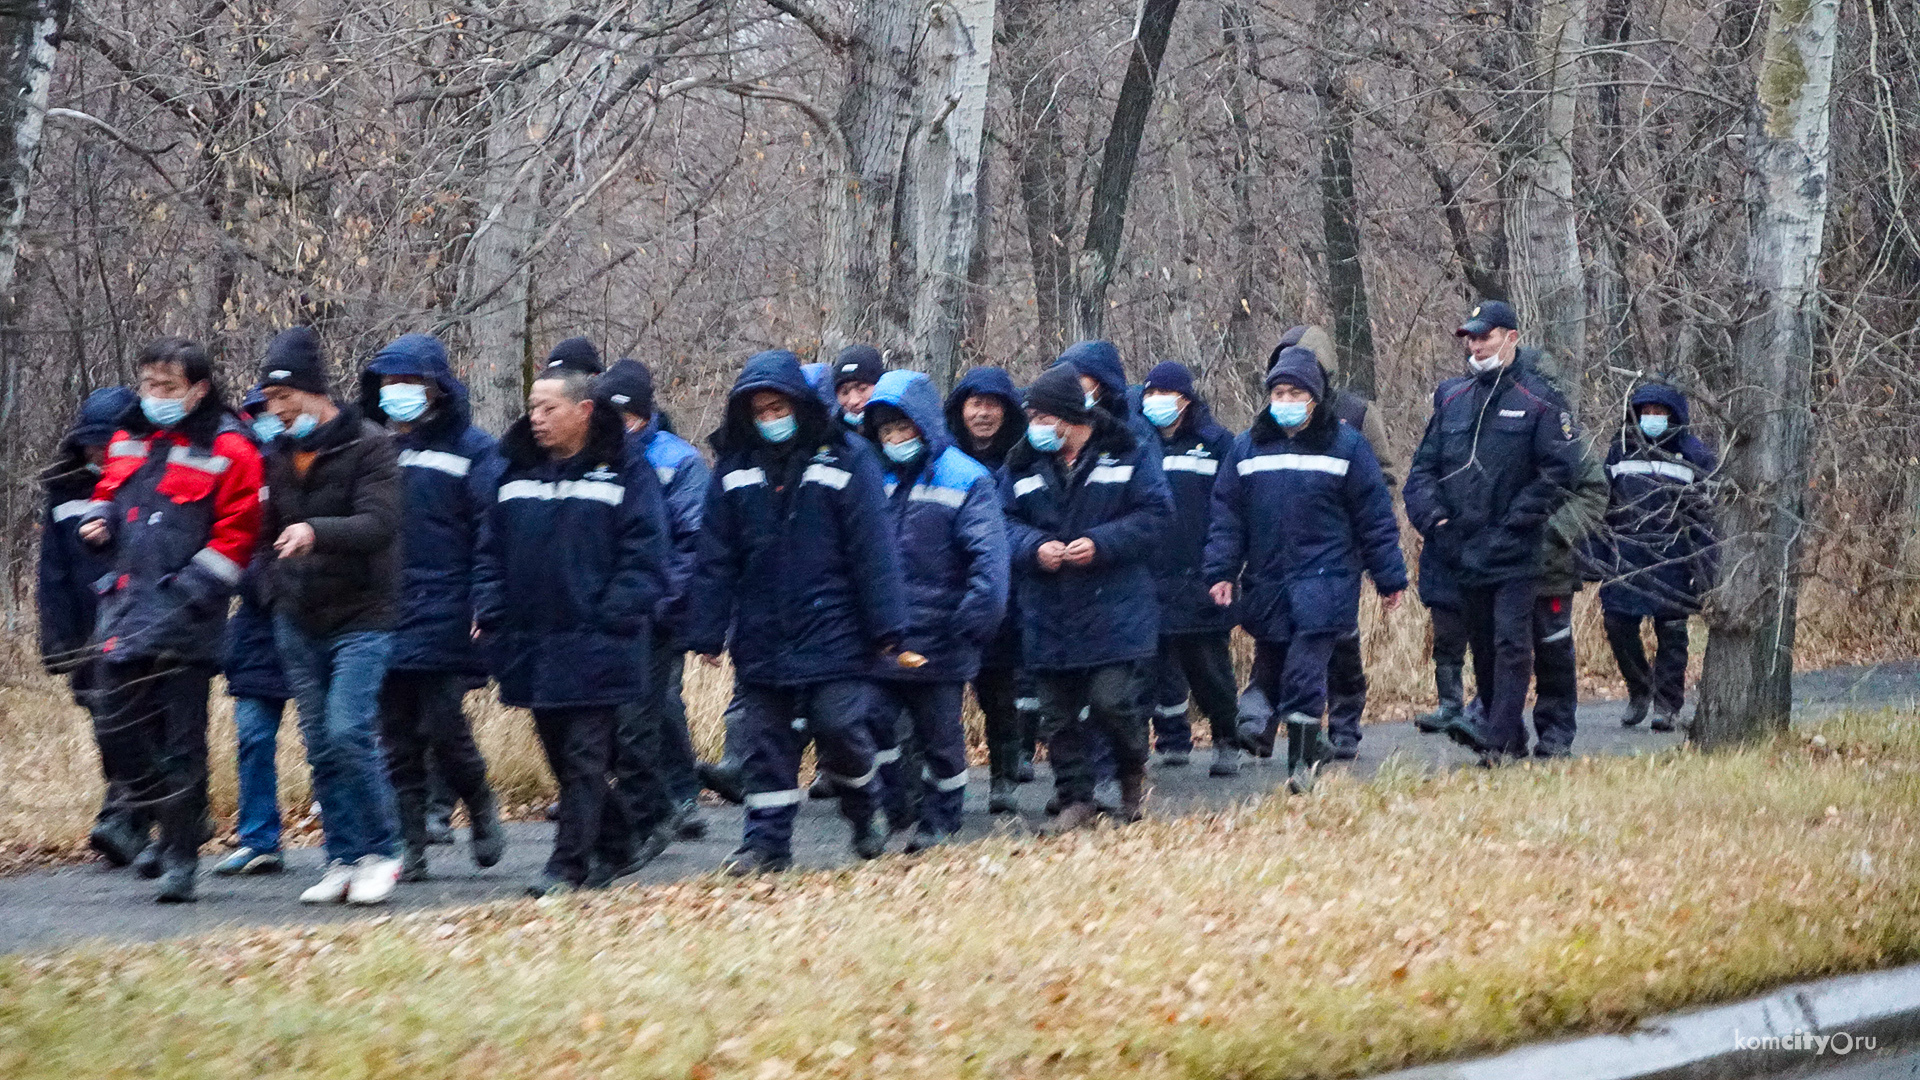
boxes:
[1559,411,1574,440]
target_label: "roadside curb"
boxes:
[1374,961,1920,1079]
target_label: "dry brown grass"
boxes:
[1,710,1916,1079]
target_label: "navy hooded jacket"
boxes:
[1592,383,1719,619]
[684,351,908,686]
[37,387,134,674]
[1146,384,1236,636]
[472,397,669,710]
[865,371,1008,683]
[1053,340,1161,461]
[1404,349,1582,588]
[1205,395,1407,642]
[358,334,503,676]
[1000,407,1173,672]
[944,366,1027,472]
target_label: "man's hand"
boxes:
[1036,540,1068,572]
[699,653,724,668]
[78,520,109,547]
[470,620,483,643]
[1382,590,1404,613]
[274,522,317,558]
[1209,582,1234,607]
[1063,537,1096,566]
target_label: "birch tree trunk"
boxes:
[1073,0,1181,341]
[0,0,70,303]
[464,86,544,435]
[905,0,995,390]
[1693,0,1841,749]
[1502,0,1589,407]
[822,0,923,358]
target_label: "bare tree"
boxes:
[1073,0,1181,341]
[0,0,70,302]
[1502,0,1588,404]
[903,0,996,388]
[1310,0,1376,397]
[1693,0,1841,748]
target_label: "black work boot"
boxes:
[988,778,1019,815]
[850,811,888,860]
[1414,662,1465,733]
[721,846,791,877]
[154,851,198,904]
[1622,697,1650,728]
[89,816,146,868]
[394,788,432,881]
[1117,772,1147,823]
[425,770,457,845]
[467,790,506,868]
[697,758,746,805]
[131,841,164,880]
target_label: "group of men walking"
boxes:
[36,298,1717,904]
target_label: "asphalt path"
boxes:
[1,661,1912,956]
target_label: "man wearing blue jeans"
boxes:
[212,390,294,877]
[215,553,291,874]
[256,328,407,906]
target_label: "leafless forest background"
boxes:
[0,0,1913,670]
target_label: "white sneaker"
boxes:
[300,860,355,904]
[346,854,402,906]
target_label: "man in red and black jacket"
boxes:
[80,338,263,903]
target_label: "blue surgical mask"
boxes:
[842,410,864,427]
[756,414,798,444]
[1084,392,1100,412]
[1027,422,1064,453]
[251,413,286,442]
[140,395,188,429]
[1638,413,1670,440]
[1142,394,1182,428]
[883,437,924,464]
[1270,401,1310,428]
[289,413,319,439]
[380,383,431,423]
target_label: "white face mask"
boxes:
[1467,354,1504,375]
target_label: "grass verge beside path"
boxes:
[4,713,1918,1080]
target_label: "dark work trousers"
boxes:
[601,634,692,863]
[379,670,493,852]
[93,658,212,865]
[1038,663,1148,808]
[739,679,880,859]
[877,681,968,836]
[1460,579,1539,757]
[1431,605,1469,667]
[530,706,619,886]
[1530,594,1578,756]
[1603,611,1689,717]
[650,640,699,805]
[74,660,144,834]
[1242,635,1340,753]
[1149,632,1240,754]
[1325,631,1368,750]
[973,665,1022,787]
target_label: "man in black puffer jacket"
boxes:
[256,328,407,907]
[474,366,669,896]
[1138,361,1241,776]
